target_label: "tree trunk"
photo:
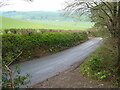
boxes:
[117,1,120,87]
[112,2,117,37]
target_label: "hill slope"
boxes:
[1,16,44,29]
[1,16,93,30]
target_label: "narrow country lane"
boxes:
[10,37,103,87]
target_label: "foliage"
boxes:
[89,55,103,73]
[2,64,31,88]
[80,55,111,81]
[2,31,88,64]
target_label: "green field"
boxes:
[1,16,94,30]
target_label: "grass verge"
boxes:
[80,37,119,87]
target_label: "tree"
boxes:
[65,0,120,85]
[65,1,120,36]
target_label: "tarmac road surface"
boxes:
[10,37,103,87]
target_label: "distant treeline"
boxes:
[0,11,90,21]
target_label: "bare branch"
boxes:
[4,65,14,88]
[101,1,113,15]
[0,0,33,7]
[93,2,113,23]
[0,0,9,7]
[7,51,23,66]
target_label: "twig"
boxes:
[7,51,23,66]
[4,65,14,89]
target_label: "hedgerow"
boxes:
[2,31,88,64]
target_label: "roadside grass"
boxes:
[1,16,94,30]
[79,37,118,87]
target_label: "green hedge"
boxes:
[2,31,88,64]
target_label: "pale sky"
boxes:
[0,0,67,11]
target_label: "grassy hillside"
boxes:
[1,16,94,30]
[1,16,44,29]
